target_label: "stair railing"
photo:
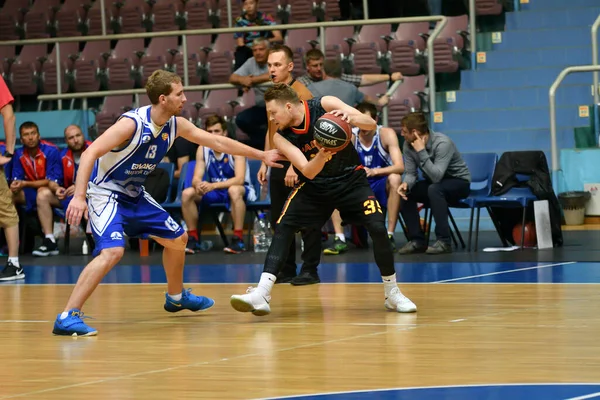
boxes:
[549,65,600,188]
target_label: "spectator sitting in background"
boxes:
[35,125,93,257]
[166,136,198,179]
[324,102,404,255]
[181,115,256,255]
[234,0,283,69]
[397,112,471,255]
[307,59,390,107]
[229,37,271,150]
[10,121,61,256]
[297,48,403,88]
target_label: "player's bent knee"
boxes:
[36,186,52,203]
[99,247,125,266]
[182,188,195,202]
[161,232,188,251]
[388,174,402,188]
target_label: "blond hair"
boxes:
[145,70,182,105]
[264,83,300,104]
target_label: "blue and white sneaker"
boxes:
[52,309,97,336]
[164,288,215,313]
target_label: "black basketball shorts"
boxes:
[277,169,386,229]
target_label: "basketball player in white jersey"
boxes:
[52,70,282,336]
[324,102,404,254]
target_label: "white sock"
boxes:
[335,233,346,242]
[387,232,394,237]
[256,272,276,297]
[45,234,56,243]
[60,312,69,320]
[168,292,182,301]
[8,257,19,267]
[382,273,397,297]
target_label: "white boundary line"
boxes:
[257,383,600,400]
[566,392,600,400]
[433,261,578,283]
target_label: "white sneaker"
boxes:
[230,287,271,316]
[384,287,417,313]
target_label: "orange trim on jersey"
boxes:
[277,182,305,224]
[290,101,310,135]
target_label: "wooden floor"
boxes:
[2,283,600,399]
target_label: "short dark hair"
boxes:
[324,59,342,78]
[304,48,324,63]
[401,112,429,134]
[19,121,39,135]
[269,44,294,63]
[356,102,378,120]
[204,114,227,131]
[264,83,300,104]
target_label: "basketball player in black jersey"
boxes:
[230,84,417,315]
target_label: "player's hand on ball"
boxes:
[263,149,284,168]
[313,141,335,161]
[66,195,88,226]
[327,110,350,123]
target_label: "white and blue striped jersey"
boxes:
[353,126,392,171]
[89,106,177,198]
[203,147,257,201]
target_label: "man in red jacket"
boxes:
[35,125,91,256]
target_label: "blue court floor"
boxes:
[2,259,596,285]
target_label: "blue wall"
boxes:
[0,110,95,142]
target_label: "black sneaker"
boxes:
[32,238,59,257]
[290,270,320,286]
[0,261,25,281]
[224,237,246,254]
[275,270,296,284]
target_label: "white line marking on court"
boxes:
[433,261,577,283]
[258,383,600,400]
[565,392,600,400]
[449,319,465,323]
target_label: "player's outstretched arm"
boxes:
[66,117,136,226]
[272,133,330,180]
[320,96,376,131]
[176,117,283,169]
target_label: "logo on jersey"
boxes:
[110,231,123,240]
[126,162,156,176]
[161,133,168,141]
[142,134,152,144]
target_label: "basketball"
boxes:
[313,113,352,152]
[512,222,537,247]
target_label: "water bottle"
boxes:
[199,240,213,251]
[253,212,272,252]
[81,240,88,255]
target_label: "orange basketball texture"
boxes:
[313,114,352,152]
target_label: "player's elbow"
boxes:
[301,167,317,180]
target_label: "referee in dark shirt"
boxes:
[397,112,471,255]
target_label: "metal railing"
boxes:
[469,0,477,69]
[10,16,448,117]
[549,65,600,187]
[591,14,600,142]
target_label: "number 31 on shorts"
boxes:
[363,199,382,215]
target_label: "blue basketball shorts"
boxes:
[87,187,184,256]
